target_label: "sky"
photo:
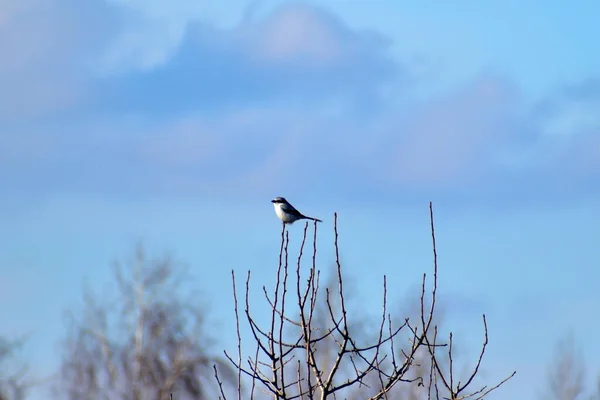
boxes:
[1,0,600,399]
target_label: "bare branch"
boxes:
[223,204,514,400]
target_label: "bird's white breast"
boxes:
[274,203,296,223]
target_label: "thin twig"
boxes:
[231,270,242,400]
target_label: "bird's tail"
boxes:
[306,216,323,223]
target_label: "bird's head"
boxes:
[271,197,287,204]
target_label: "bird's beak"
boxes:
[271,200,276,203]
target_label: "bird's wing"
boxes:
[281,203,306,218]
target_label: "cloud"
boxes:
[2,0,599,210]
[379,76,521,186]
[91,2,401,116]
[0,0,118,119]
[1,0,404,202]
[240,2,387,68]
[535,79,600,171]
[4,75,600,209]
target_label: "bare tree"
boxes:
[0,336,29,400]
[215,202,515,399]
[58,245,235,400]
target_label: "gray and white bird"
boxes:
[271,197,322,224]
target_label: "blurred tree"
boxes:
[590,377,600,400]
[544,333,584,400]
[58,245,235,400]
[0,336,28,400]
[543,333,600,400]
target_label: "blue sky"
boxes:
[1,0,600,398]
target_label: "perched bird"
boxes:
[271,197,322,224]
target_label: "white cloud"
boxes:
[0,0,115,118]
[97,0,247,73]
[243,3,349,66]
[541,97,600,139]
[139,117,225,169]
[379,76,519,184]
[99,1,393,76]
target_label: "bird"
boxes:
[271,197,322,224]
